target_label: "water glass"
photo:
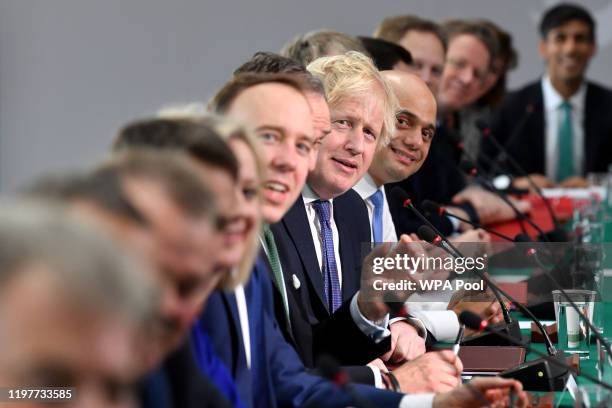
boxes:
[553,289,596,357]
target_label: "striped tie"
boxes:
[262,226,290,322]
[312,200,342,313]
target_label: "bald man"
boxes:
[355,71,503,349]
[355,71,436,244]
[354,71,462,331]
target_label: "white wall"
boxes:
[1,0,611,191]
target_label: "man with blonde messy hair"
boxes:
[270,51,434,388]
[305,51,397,198]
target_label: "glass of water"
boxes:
[553,289,597,358]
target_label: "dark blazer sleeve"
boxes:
[253,262,403,407]
[311,299,391,367]
[163,342,233,408]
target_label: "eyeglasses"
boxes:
[445,58,489,84]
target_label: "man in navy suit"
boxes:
[202,66,527,408]
[201,71,430,406]
[481,3,612,189]
[270,53,473,395]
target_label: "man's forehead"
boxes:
[230,83,314,136]
[233,82,306,109]
[547,20,592,36]
[447,34,491,70]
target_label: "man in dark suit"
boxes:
[199,65,527,408]
[271,52,470,394]
[482,3,612,189]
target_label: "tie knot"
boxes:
[560,100,572,111]
[312,200,332,223]
[369,189,384,208]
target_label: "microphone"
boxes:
[460,311,612,392]
[402,197,461,258]
[460,160,557,242]
[458,160,530,237]
[417,225,556,356]
[422,200,519,243]
[416,225,514,330]
[476,103,535,175]
[476,118,567,242]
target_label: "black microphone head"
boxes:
[421,200,444,217]
[315,355,348,386]
[514,233,533,243]
[459,310,487,331]
[417,225,438,243]
[475,118,490,132]
[389,186,413,209]
[445,131,463,149]
[459,159,478,176]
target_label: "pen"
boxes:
[452,324,465,355]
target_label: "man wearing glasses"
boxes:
[396,21,531,234]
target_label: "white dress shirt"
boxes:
[233,284,251,368]
[542,75,586,180]
[353,173,399,243]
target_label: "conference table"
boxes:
[486,190,612,406]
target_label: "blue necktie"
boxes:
[312,200,342,313]
[369,189,384,244]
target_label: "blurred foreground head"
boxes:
[0,200,156,408]
[280,29,368,65]
[29,149,220,363]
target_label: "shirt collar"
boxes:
[353,172,381,200]
[542,75,586,112]
[302,183,321,204]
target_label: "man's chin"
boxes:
[262,206,286,225]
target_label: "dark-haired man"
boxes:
[483,3,612,188]
[359,37,413,72]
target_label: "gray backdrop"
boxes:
[1,0,611,191]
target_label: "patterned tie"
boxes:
[262,226,290,322]
[369,189,384,244]
[557,100,574,182]
[312,200,342,313]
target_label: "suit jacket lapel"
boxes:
[282,197,329,312]
[583,83,599,173]
[220,291,253,406]
[333,200,360,302]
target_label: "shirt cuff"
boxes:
[448,214,460,232]
[350,293,390,343]
[367,365,384,389]
[408,310,460,342]
[389,317,427,340]
[399,393,435,408]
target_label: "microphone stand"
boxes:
[418,225,572,390]
[476,119,566,242]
